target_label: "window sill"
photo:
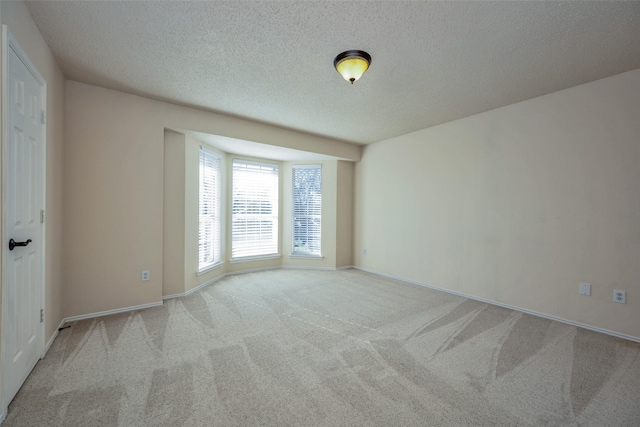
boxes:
[289,254,324,260]
[197,261,224,276]
[230,254,281,264]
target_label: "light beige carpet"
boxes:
[5,269,640,426]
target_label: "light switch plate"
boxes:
[579,282,591,296]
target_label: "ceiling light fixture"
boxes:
[334,50,371,84]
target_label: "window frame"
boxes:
[291,164,322,257]
[198,146,222,272]
[231,158,280,261]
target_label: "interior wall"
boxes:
[162,130,185,296]
[354,69,640,339]
[65,81,357,317]
[1,0,65,346]
[336,160,354,267]
[64,86,165,316]
[183,135,201,291]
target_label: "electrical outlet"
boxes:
[363,248,367,255]
[613,290,626,304]
[142,270,150,282]
[579,282,591,296]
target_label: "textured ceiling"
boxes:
[26,1,640,145]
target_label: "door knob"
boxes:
[9,239,32,251]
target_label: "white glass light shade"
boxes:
[334,50,371,84]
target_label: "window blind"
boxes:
[292,165,322,256]
[232,159,279,259]
[199,147,221,270]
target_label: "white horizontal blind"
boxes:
[232,160,279,259]
[292,165,322,256]
[199,147,222,270]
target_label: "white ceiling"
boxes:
[26,1,640,145]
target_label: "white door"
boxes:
[4,34,45,404]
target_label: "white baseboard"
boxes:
[354,266,640,344]
[225,266,281,276]
[164,265,354,300]
[281,265,355,271]
[63,301,164,323]
[163,266,282,300]
[163,274,227,300]
[56,266,351,328]
[282,265,338,271]
[42,318,66,357]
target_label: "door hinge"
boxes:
[40,309,44,323]
[40,209,45,224]
[40,110,46,125]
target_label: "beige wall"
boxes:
[183,135,202,291]
[162,130,186,296]
[354,69,640,339]
[64,85,164,315]
[1,0,66,347]
[65,81,357,316]
[336,161,354,267]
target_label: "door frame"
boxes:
[0,25,47,415]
